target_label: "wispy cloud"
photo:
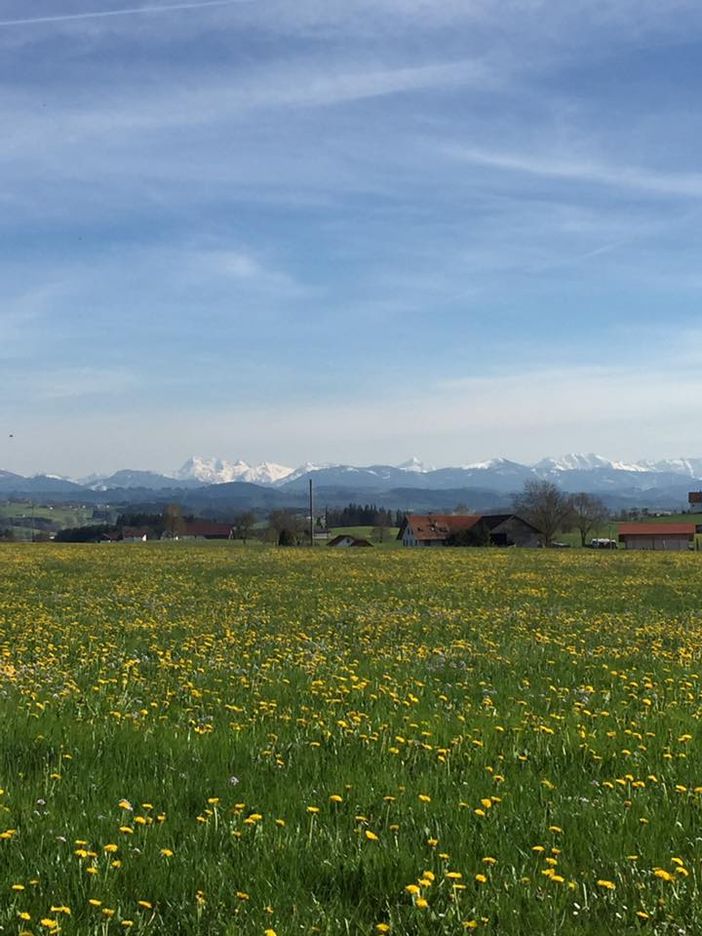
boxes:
[8,366,140,402]
[9,359,702,476]
[4,0,702,473]
[446,145,702,199]
[0,0,245,30]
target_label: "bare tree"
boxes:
[268,509,304,546]
[163,503,185,538]
[512,480,573,547]
[372,512,391,543]
[235,511,256,544]
[570,492,609,546]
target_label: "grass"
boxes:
[1,544,702,933]
[0,502,96,541]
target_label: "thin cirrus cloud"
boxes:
[8,366,142,403]
[445,145,702,199]
[2,0,702,472]
[0,0,248,29]
[14,57,494,136]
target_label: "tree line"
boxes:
[325,504,401,528]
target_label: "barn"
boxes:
[618,522,699,551]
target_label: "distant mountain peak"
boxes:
[458,457,525,471]
[176,456,294,486]
[534,453,612,472]
[396,456,433,473]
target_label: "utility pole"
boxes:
[309,478,314,547]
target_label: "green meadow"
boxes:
[1,543,702,934]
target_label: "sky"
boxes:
[3,0,702,476]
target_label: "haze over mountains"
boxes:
[1,454,702,513]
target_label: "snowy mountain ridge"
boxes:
[169,452,702,489]
[11,453,702,495]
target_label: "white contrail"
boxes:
[0,0,243,28]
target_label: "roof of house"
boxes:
[401,513,540,540]
[479,513,542,533]
[618,523,696,536]
[402,514,481,541]
[121,526,150,539]
[181,521,233,537]
[327,534,373,547]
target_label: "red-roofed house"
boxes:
[398,514,540,548]
[618,523,699,551]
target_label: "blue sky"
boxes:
[3,0,702,476]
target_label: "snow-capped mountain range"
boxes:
[4,455,702,509]
[173,453,702,487]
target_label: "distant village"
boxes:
[3,485,702,551]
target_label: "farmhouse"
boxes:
[618,522,700,551]
[397,514,541,548]
[121,526,150,542]
[163,521,234,541]
[327,534,373,548]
